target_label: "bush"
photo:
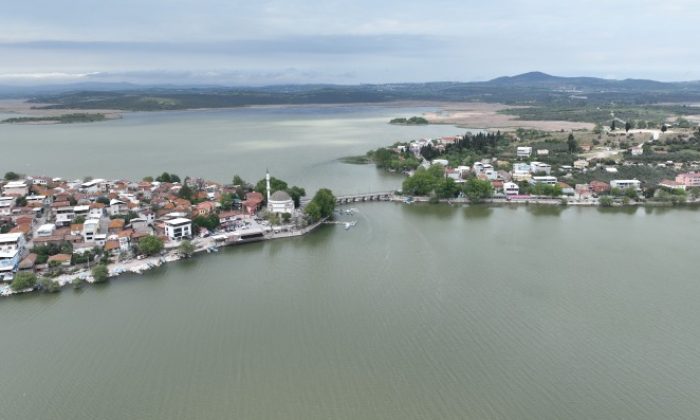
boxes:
[11,272,37,291]
[91,264,109,283]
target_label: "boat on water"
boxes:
[344,221,358,230]
[403,196,414,204]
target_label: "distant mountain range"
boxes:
[5,72,700,110]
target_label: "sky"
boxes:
[1,0,699,86]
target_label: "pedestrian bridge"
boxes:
[301,191,394,206]
[334,191,393,204]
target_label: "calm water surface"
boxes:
[1,107,699,419]
[0,104,464,193]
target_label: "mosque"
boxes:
[265,171,295,214]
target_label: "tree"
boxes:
[38,277,61,293]
[625,121,632,132]
[304,201,322,222]
[142,176,154,182]
[15,196,27,207]
[661,124,668,133]
[220,192,234,210]
[310,188,336,218]
[193,214,219,231]
[138,235,164,256]
[232,174,246,187]
[11,272,37,291]
[611,120,616,131]
[436,178,459,199]
[599,196,613,207]
[624,188,638,200]
[4,171,20,181]
[95,196,110,205]
[255,177,288,196]
[463,178,493,203]
[178,240,195,257]
[92,264,109,283]
[567,133,578,154]
[156,172,179,183]
[177,183,193,201]
[402,167,439,196]
[287,186,306,208]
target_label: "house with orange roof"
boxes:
[243,192,264,215]
[47,254,72,267]
[195,201,217,216]
[108,218,125,234]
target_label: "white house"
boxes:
[164,218,192,240]
[431,159,449,167]
[0,233,26,276]
[536,149,550,156]
[26,195,48,206]
[0,197,14,216]
[574,159,589,170]
[55,206,76,226]
[529,176,558,185]
[517,146,533,158]
[109,199,128,216]
[79,178,107,194]
[503,182,520,195]
[610,179,641,191]
[0,233,25,254]
[2,180,29,196]
[82,219,101,242]
[36,224,56,237]
[530,162,552,175]
[473,162,497,180]
[268,190,295,214]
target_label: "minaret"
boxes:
[265,169,271,208]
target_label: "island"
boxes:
[1,113,110,124]
[389,116,429,125]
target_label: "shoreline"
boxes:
[4,196,694,298]
[1,218,328,297]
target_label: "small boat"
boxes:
[403,197,414,204]
[344,221,357,230]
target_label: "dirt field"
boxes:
[423,103,595,131]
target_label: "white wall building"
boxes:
[2,181,29,196]
[610,179,641,191]
[164,218,192,240]
[0,197,14,216]
[82,219,101,242]
[268,191,295,214]
[517,147,533,158]
[503,182,520,195]
[529,176,558,185]
[55,206,76,226]
[530,162,552,175]
[36,224,56,237]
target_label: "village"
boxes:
[0,171,335,295]
[378,122,700,205]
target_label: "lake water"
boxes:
[0,104,464,193]
[2,106,700,420]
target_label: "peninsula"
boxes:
[0,171,336,296]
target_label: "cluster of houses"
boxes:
[0,171,296,280]
[402,136,700,199]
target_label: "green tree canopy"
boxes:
[92,264,109,283]
[138,235,164,256]
[4,171,20,181]
[463,178,493,203]
[304,188,336,222]
[567,133,578,154]
[178,240,195,257]
[304,201,322,222]
[11,272,37,291]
